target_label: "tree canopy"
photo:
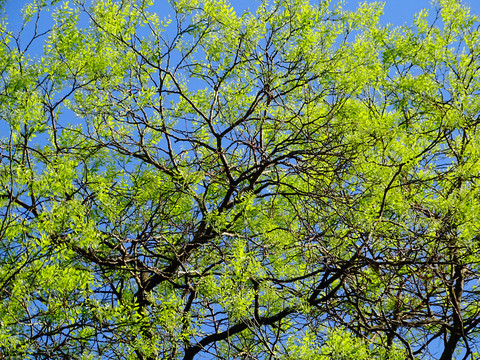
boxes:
[1,0,480,359]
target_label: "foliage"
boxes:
[1,0,480,359]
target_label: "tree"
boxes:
[0,0,480,358]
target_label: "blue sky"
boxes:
[4,0,480,29]
[346,0,480,26]
[226,0,480,27]
[348,0,480,25]
[228,0,480,27]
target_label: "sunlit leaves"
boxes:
[2,0,480,358]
